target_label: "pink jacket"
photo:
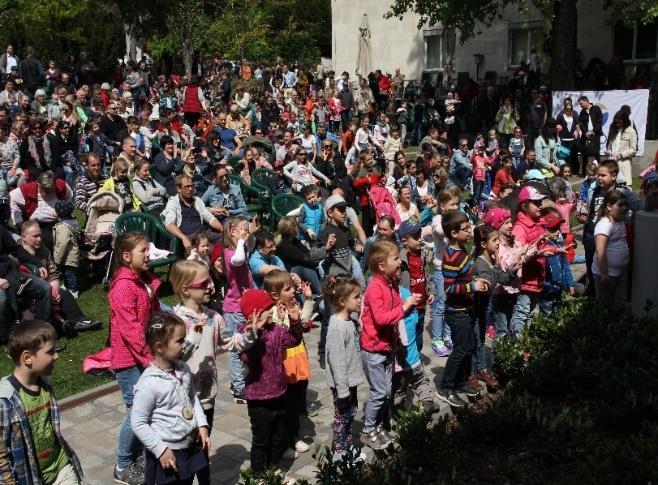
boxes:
[108,266,161,370]
[360,274,405,353]
[511,212,546,293]
[555,200,576,233]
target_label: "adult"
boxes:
[19,46,44,97]
[248,230,287,289]
[0,223,51,343]
[20,220,101,332]
[99,101,128,156]
[201,165,247,223]
[214,112,242,158]
[18,119,53,180]
[338,83,354,129]
[555,98,580,173]
[0,125,20,186]
[77,51,97,87]
[577,95,603,164]
[495,95,518,148]
[526,88,547,149]
[448,137,473,190]
[75,152,107,213]
[360,215,396,272]
[162,173,224,252]
[0,80,21,107]
[534,123,561,176]
[276,129,298,162]
[606,111,637,188]
[10,170,71,251]
[153,135,184,196]
[47,120,77,185]
[181,75,206,127]
[479,85,499,133]
[116,136,144,174]
[0,44,19,75]
[30,88,47,116]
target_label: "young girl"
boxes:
[132,159,167,216]
[101,158,141,213]
[222,216,254,403]
[171,260,257,484]
[283,148,330,192]
[322,276,366,462]
[360,240,420,450]
[187,233,210,267]
[426,187,461,357]
[131,312,210,485]
[109,232,161,484]
[263,270,315,458]
[470,225,519,390]
[508,127,525,176]
[208,244,227,313]
[238,289,303,477]
[592,190,629,303]
[470,145,492,211]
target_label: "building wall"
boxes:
[331,0,425,81]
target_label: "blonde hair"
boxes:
[111,158,130,178]
[368,240,399,273]
[277,216,298,241]
[263,269,294,298]
[170,260,206,300]
[223,216,248,249]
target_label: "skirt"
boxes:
[145,445,208,485]
[283,342,311,383]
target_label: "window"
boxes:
[424,33,443,71]
[508,25,543,66]
[614,21,658,61]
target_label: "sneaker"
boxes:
[273,468,297,484]
[282,447,299,460]
[333,446,367,463]
[431,339,450,357]
[435,389,467,408]
[360,427,390,451]
[466,374,485,391]
[486,325,495,341]
[232,391,247,404]
[477,369,499,389]
[380,428,396,446]
[73,319,102,332]
[68,290,80,298]
[294,439,310,453]
[444,338,453,350]
[458,383,481,397]
[113,463,145,485]
[305,402,320,417]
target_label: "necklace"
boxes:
[151,361,194,420]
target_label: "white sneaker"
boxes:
[294,439,310,453]
[281,447,298,460]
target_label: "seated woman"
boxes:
[396,184,419,222]
[275,215,327,295]
[100,158,141,213]
[132,158,167,216]
[153,134,184,196]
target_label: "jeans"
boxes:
[351,255,366,288]
[471,313,487,373]
[594,273,628,304]
[61,266,78,293]
[291,266,321,295]
[430,270,448,342]
[223,312,246,394]
[415,308,426,352]
[439,311,475,391]
[472,179,484,207]
[1,275,54,338]
[361,351,393,434]
[538,291,562,316]
[492,292,516,342]
[247,397,288,474]
[116,366,143,469]
[510,292,538,338]
[583,236,596,298]
[331,386,358,455]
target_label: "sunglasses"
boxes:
[186,277,212,289]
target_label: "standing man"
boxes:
[0,44,20,76]
[578,95,603,164]
[19,47,44,98]
[338,83,354,131]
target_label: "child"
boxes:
[539,208,575,315]
[53,200,81,298]
[470,225,519,390]
[86,120,110,171]
[551,177,578,263]
[508,127,525,176]
[187,233,210,267]
[486,129,499,158]
[222,216,254,403]
[471,145,492,210]
[101,158,141,213]
[264,270,314,458]
[383,127,402,176]
[0,320,84,484]
[171,260,257,484]
[435,210,489,409]
[109,232,161,485]
[238,289,303,477]
[208,243,227,313]
[559,164,574,200]
[297,184,325,240]
[393,285,436,413]
[579,160,598,203]
[592,190,629,303]
[319,195,356,277]
[283,149,330,192]
[398,220,436,351]
[131,313,211,485]
[322,276,366,462]
[360,240,420,449]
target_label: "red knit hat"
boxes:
[240,289,275,319]
[210,244,224,266]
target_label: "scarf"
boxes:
[28,135,51,166]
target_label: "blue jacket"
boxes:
[399,288,421,369]
[201,184,248,220]
[298,202,324,237]
[449,149,473,189]
[543,238,574,294]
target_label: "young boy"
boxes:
[319,195,354,278]
[398,220,435,352]
[297,184,325,240]
[435,210,489,408]
[0,320,83,484]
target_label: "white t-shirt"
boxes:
[592,217,629,277]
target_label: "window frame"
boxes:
[423,28,444,73]
[614,20,658,64]
[507,20,544,69]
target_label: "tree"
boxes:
[385,0,658,90]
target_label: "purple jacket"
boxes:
[239,323,302,400]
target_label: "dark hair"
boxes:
[578,95,589,103]
[145,312,186,352]
[321,276,361,308]
[127,115,139,125]
[378,215,395,229]
[254,230,275,250]
[441,209,469,238]
[300,184,320,199]
[608,111,630,142]
[160,135,174,147]
[8,320,58,364]
[114,231,149,269]
[473,224,497,257]
[599,159,620,176]
[596,189,627,221]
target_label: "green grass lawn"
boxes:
[0,266,178,399]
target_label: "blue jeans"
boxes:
[61,266,78,293]
[492,292,516,342]
[430,270,448,342]
[510,292,538,338]
[223,312,246,394]
[538,292,561,316]
[116,366,143,468]
[63,165,74,189]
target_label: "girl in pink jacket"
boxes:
[108,231,161,483]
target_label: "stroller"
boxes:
[81,191,124,287]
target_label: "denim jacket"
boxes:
[201,184,247,220]
[0,377,83,485]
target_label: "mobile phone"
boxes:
[176,142,183,149]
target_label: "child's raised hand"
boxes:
[196,426,211,451]
[288,301,301,322]
[159,448,177,472]
[300,281,312,299]
[403,293,422,311]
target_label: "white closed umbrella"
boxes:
[356,14,372,76]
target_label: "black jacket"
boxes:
[578,105,603,136]
[0,225,41,278]
[276,237,326,270]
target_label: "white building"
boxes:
[331,0,657,85]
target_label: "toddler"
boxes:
[187,233,211,267]
[297,184,325,240]
[53,200,81,298]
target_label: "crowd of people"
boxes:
[0,43,657,485]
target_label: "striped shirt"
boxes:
[442,245,476,312]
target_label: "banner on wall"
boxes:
[551,89,649,156]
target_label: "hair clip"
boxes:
[149,323,164,330]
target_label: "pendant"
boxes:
[182,405,193,420]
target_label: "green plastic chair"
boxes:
[270,193,304,231]
[252,168,275,197]
[114,212,180,275]
[229,174,265,217]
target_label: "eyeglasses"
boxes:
[186,278,212,290]
[460,143,468,147]
[179,184,194,190]
[458,225,471,233]
[297,153,306,157]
